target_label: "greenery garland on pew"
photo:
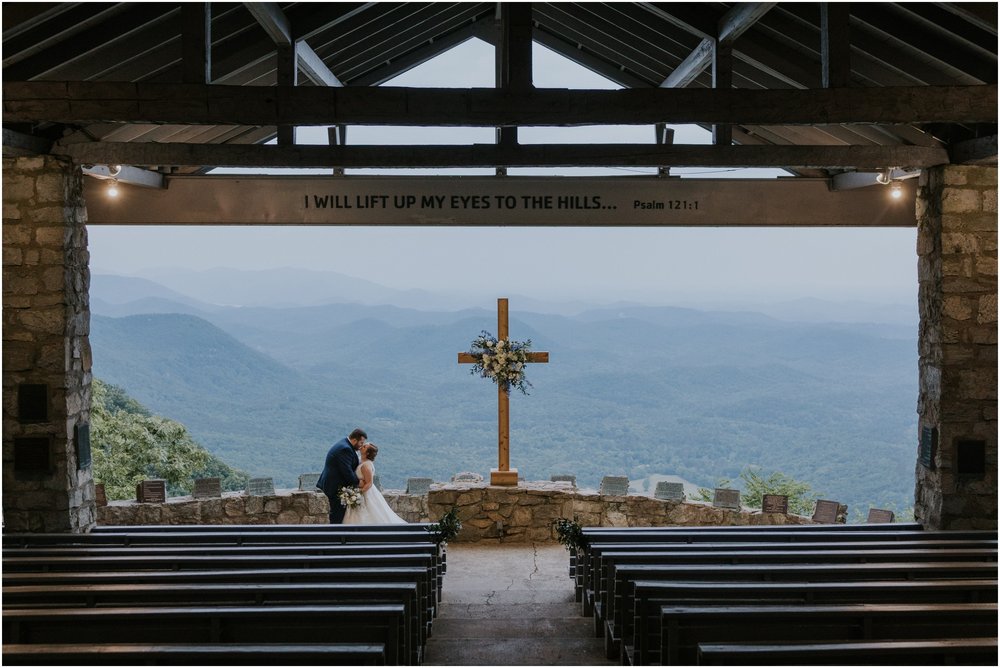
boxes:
[427,507,463,545]
[553,516,584,552]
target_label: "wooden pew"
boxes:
[92,523,437,532]
[3,529,438,547]
[659,602,998,665]
[629,578,999,665]
[696,637,1000,665]
[4,525,447,601]
[3,604,409,665]
[597,547,997,648]
[2,642,388,665]
[606,560,998,660]
[582,537,997,610]
[575,529,996,611]
[3,582,423,664]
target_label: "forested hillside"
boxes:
[89,281,919,515]
[91,378,249,499]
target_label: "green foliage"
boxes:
[554,516,584,552]
[693,467,817,516]
[738,466,818,516]
[427,507,463,545]
[91,379,249,499]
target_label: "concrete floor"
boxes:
[422,543,614,666]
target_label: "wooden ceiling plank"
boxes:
[320,4,492,83]
[851,3,995,84]
[349,20,487,86]
[2,3,122,67]
[4,4,181,81]
[530,29,652,89]
[534,3,675,83]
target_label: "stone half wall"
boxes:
[97,481,816,540]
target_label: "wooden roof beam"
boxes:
[55,141,950,170]
[7,81,995,126]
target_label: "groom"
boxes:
[318,427,366,524]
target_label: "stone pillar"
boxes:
[3,155,95,532]
[915,165,997,530]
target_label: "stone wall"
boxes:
[97,482,816,539]
[915,164,998,529]
[3,156,95,532]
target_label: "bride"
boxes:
[344,443,406,524]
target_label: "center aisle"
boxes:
[422,543,614,666]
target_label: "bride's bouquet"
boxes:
[338,485,363,509]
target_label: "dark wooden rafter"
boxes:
[7,81,994,126]
[182,3,211,85]
[495,2,533,159]
[660,3,775,88]
[820,2,851,89]
[56,141,949,170]
[244,2,344,87]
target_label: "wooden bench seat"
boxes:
[605,560,998,659]
[92,523,437,533]
[3,603,410,665]
[3,565,436,628]
[659,602,998,665]
[574,529,997,609]
[628,578,1000,665]
[3,530,438,547]
[696,637,1000,665]
[580,537,998,607]
[596,548,997,647]
[2,642,388,665]
[2,581,424,663]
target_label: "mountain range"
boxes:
[88,268,920,515]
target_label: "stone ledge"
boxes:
[97,481,817,540]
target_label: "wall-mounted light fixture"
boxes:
[106,179,120,198]
[890,181,903,199]
[875,167,894,185]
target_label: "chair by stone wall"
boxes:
[599,476,629,496]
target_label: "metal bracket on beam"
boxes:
[328,125,347,176]
[81,164,166,189]
[830,168,921,191]
[655,123,675,177]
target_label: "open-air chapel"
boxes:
[3,2,998,665]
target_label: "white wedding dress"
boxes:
[343,460,406,524]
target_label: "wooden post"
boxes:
[493,298,516,485]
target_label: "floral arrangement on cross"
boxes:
[467,330,534,395]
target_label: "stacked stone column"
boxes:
[915,165,997,529]
[2,155,95,532]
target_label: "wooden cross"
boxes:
[458,298,549,486]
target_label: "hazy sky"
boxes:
[88,39,918,305]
